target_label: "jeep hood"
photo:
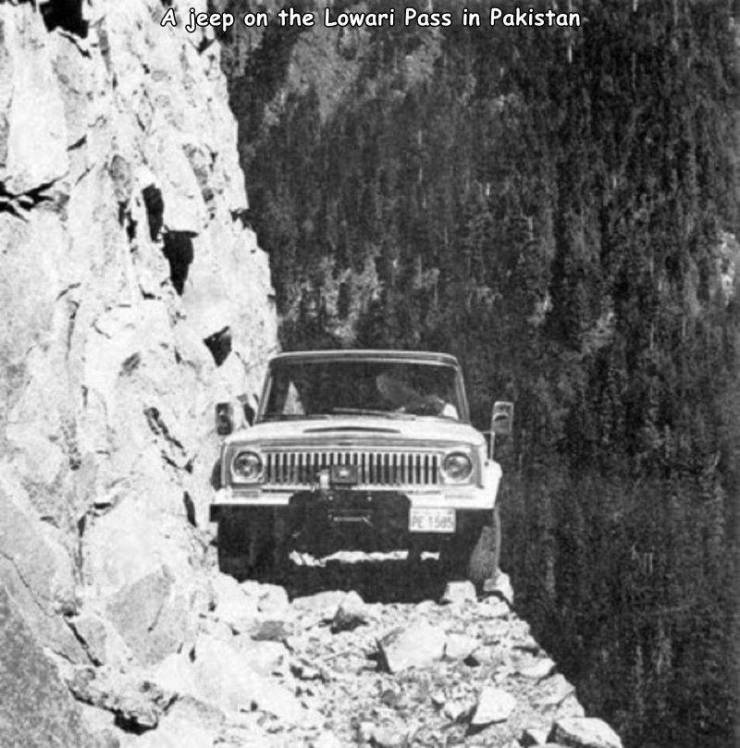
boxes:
[225,416,485,449]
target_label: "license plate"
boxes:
[409,507,456,533]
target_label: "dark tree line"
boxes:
[223,2,739,744]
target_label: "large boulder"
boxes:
[548,717,623,748]
[151,632,321,727]
[67,666,174,732]
[0,2,69,193]
[377,623,447,673]
[471,686,517,726]
[210,572,260,632]
[0,588,98,748]
[0,469,83,661]
[82,498,210,666]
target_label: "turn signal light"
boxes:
[215,403,234,436]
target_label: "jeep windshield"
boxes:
[260,359,465,422]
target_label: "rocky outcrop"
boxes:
[0,588,99,747]
[0,0,276,743]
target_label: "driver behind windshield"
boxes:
[375,371,458,418]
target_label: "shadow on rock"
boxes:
[267,555,450,605]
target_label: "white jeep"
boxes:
[211,350,513,587]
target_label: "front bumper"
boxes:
[210,489,493,554]
[211,478,498,513]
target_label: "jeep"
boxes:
[210,350,513,587]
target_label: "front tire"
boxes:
[217,509,282,581]
[467,506,501,588]
[442,506,501,589]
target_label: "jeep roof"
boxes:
[269,349,461,367]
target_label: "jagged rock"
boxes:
[558,696,586,720]
[0,589,98,747]
[466,646,499,667]
[369,725,408,747]
[377,623,447,673]
[0,1,69,194]
[379,686,403,708]
[313,732,344,748]
[521,726,551,746]
[358,720,408,747]
[548,717,623,748]
[292,660,325,681]
[480,595,511,618]
[0,471,84,660]
[251,618,293,642]
[197,615,234,642]
[210,573,259,632]
[430,690,447,708]
[68,612,134,668]
[191,632,321,726]
[292,590,349,624]
[443,699,475,722]
[148,651,203,702]
[471,686,517,726]
[67,666,174,731]
[518,657,556,680]
[331,590,368,632]
[131,695,225,747]
[494,662,518,684]
[241,580,291,614]
[189,634,262,713]
[483,571,514,605]
[238,639,288,677]
[104,565,191,666]
[128,693,226,748]
[538,674,575,708]
[130,716,212,748]
[444,633,479,661]
[83,498,210,666]
[441,580,477,605]
[515,633,542,654]
[76,704,120,748]
[167,695,226,734]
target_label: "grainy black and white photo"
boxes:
[0,1,737,746]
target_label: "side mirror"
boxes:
[491,401,514,436]
[243,401,256,427]
[215,402,234,436]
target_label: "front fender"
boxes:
[481,459,503,506]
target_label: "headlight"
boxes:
[231,450,263,482]
[442,451,473,482]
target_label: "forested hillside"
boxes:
[221,2,739,745]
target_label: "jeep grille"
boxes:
[264,450,440,488]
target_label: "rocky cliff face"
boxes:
[0,0,276,743]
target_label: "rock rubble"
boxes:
[56,560,621,747]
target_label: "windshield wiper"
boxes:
[263,414,332,421]
[329,407,415,419]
